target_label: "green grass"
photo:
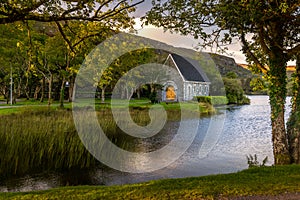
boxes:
[0,105,58,115]
[0,100,213,178]
[1,165,300,199]
[0,98,72,115]
[0,98,69,106]
[0,98,215,115]
[0,108,97,178]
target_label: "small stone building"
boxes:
[162,53,210,102]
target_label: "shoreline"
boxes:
[1,165,300,199]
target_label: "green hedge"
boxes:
[195,96,228,105]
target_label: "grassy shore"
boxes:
[0,99,214,178]
[0,98,215,115]
[1,165,300,199]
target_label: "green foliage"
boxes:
[226,72,238,79]
[247,154,268,168]
[148,91,157,103]
[195,96,228,105]
[0,108,97,178]
[287,77,295,96]
[223,78,250,105]
[250,76,268,93]
[0,101,217,178]
[0,1,141,28]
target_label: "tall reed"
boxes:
[0,108,97,178]
[0,104,201,178]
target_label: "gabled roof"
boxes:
[169,53,210,83]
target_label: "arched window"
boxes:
[166,86,176,101]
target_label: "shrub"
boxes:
[223,77,250,105]
[247,154,268,168]
[195,96,212,104]
[195,96,228,105]
[211,96,228,105]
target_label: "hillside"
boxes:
[209,53,252,78]
[131,34,253,79]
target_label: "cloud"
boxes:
[134,18,248,64]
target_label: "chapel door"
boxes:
[166,86,176,101]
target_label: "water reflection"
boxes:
[0,95,292,192]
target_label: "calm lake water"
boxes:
[0,95,292,192]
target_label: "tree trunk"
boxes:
[48,74,53,106]
[129,87,134,100]
[101,86,106,103]
[71,82,76,102]
[121,85,125,99]
[125,87,129,100]
[24,77,30,100]
[59,78,65,108]
[68,78,74,102]
[269,48,290,165]
[137,88,141,99]
[34,85,40,100]
[150,83,155,93]
[5,88,9,104]
[40,77,45,103]
[287,53,300,163]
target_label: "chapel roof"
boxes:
[169,53,210,83]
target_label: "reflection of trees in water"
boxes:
[166,86,176,100]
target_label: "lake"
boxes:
[0,95,292,192]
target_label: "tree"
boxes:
[250,76,268,93]
[145,0,300,164]
[0,0,144,24]
[0,0,143,105]
[223,72,250,105]
[287,53,300,163]
[0,22,30,103]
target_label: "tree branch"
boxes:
[241,32,268,73]
[258,27,271,54]
[94,0,113,18]
[96,0,144,22]
[0,0,144,24]
[287,44,300,59]
[55,21,75,53]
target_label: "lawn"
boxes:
[1,165,300,199]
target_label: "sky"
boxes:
[131,1,295,66]
[131,1,248,64]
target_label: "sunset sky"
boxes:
[131,1,247,65]
[132,1,295,66]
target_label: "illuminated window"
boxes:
[166,86,176,100]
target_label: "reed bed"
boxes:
[0,107,175,178]
[0,108,97,178]
[0,103,207,178]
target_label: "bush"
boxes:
[247,154,268,168]
[195,96,228,105]
[195,96,212,104]
[211,96,228,105]
[223,77,250,105]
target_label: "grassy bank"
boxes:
[0,98,215,115]
[1,165,300,199]
[0,100,214,178]
[0,108,97,178]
